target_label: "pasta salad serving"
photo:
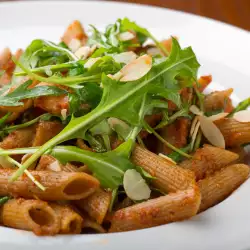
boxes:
[0,18,249,236]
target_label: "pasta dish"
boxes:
[0,18,249,236]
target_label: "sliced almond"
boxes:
[75,46,91,59]
[233,110,250,123]
[158,153,177,165]
[113,51,137,65]
[209,112,229,122]
[190,116,199,136]
[147,47,162,56]
[198,115,225,148]
[61,109,67,120]
[68,38,82,52]
[84,57,101,69]
[123,169,151,201]
[47,160,62,172]
[190,120,200,149]
[190,105,203,116]
[120,54,152,82]
[118,31,135,41]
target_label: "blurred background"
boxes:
[1,0,250,31]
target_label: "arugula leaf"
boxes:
[11,38,199,180]
[0,80,67,107]
[167,144,191,162]
[229,97,250,116]
[50,141,135,189]
[120,18,169,56]
[69,82,103,116]
[0,196,10,206]
[3,113,52,133]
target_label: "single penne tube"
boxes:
[82,213,106,233]
[0,169,99,200]
[131,145,195,193]
[198,164,250,212]
[215,118,250,147]
[109,186,201,232]
[179,144,239,180]
[204,88,233,112]
[0,198,60,236]
[75,188,111,224]
[50,203,83,234]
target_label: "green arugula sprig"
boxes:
[229,97,250,117]
[0,80,66,107]
[10,38,199,182]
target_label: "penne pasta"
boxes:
[0,126,36,149]
[75,188,111,224]
[198,164,250,212]
[32,121,63,146]
[204,88,234,113]
[50,203,83,234]
[109,186,201,232]
[132,145,195,193]
[179,144,239,180]
[0,169,99,200]
[0,198,60,236]
[82,213,106,233]
[215,118,250,147]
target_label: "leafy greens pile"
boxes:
[0,18,201,199]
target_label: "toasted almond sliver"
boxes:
[233,110,250,123]
[198,115,225,148]
[68,38,82,52]
[190,116,199,136]
[209,112,229,122]
[113,51,137,65]
[61,109,67,120]
[158,153,177,165]
[47,161,62,172]
[75,46,91,59]
[147,47,162,56]
[120,54,152,82]
[123,169,151,201]
[118,31,135,41]
[84,57,101,69]
[190,120,200,149]
[190,105,203,116]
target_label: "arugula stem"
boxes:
[6,155,45,191]
[194,80,204,112]
[151,36,169,56]
[14,58,101,86]
[193,130,202,151]
[11,53,196,180]
[137,135,146,148]
[228,97,250,117]
[0,196,10,206]
[3,113,51,132]
[144,122,192,159]
[15,62,77,76]
[0,112,11,127]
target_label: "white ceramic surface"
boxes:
[0,1,250,250]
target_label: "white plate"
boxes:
[0,1,250,250]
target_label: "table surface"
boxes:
[113,0,250,31]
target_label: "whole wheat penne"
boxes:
[75,188,111,224]
[215,118,250,147]
[0,169,99,200]
[204,88,233,112]
[179,144,239,180]
[32,121,63,146]
[82,213,106,233]
[109,186,201,232]
[131,145,195,193]
[198,164,250,212]
[50,203,83,234]
[0,126,36,149]
[0,198,60,236]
